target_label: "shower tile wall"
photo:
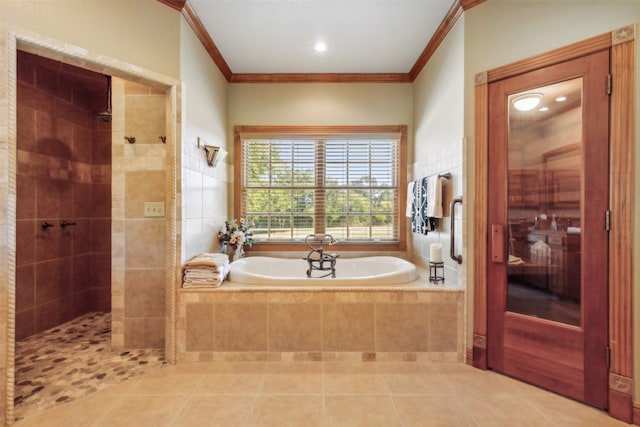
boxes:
[110,79,167,349]
[15,52,111,340]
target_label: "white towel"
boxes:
[405,181,415,217]
[530,240,550,265]
[184,252,229,270]
[182,253,231,288]
[426,176,443,218]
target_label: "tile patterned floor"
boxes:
[14,312,166,422]
[15,358,630,426]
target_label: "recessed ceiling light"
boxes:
[512,93,543,112]
[555,96,567,102]
[314,41,327,53]
[539,106,549,112]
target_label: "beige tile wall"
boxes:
[177,289,464,362]
[112,78,167,349]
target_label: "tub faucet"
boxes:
[303,234,340,278]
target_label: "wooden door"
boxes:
[487,49,610,408]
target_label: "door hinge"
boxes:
[607,74,612,95]
[606,346,611,369]
[605,209,611,231]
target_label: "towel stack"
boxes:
[182,253,230,288]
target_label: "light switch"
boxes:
[144,202,165,217]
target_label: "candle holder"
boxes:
[428,261,444,284]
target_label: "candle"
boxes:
[430,243,442,263]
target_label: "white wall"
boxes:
[411,16,465,284]
[179,17,230,261]
[462,0,640,398]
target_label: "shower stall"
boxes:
[15,50,112,340]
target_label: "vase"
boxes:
[233,245,244,261]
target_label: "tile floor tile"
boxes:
[192,373,263,395]
[170,395,256,427]
[392,395,477,427]
[92,395,189,427]
[260,373,323,394]
[323,373,389,395]
[250,395,324,427]
[324,395,399,427]
[383,372,453,395]
[14,318,632,427]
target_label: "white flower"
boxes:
[231,230,245,245]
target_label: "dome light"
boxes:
[512,93,543,112]
[314,41,327,53]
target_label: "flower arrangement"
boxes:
[217,218,255,251]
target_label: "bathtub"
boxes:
[228,256,418,286]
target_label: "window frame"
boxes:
[234,125,408,252]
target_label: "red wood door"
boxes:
[487,49,610,408]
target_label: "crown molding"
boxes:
[156,0,186,12]
[230,73,411,84]
[158,0,485,83]
[180,1,233,81]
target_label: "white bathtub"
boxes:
[228,256,418,286]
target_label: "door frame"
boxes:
[472,26,636,423]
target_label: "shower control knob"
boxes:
[60,220,77,228]
[41,222,54,230]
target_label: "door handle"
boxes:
[491,224,505,263]
[450,197,463,264]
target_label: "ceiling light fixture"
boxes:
[512,93,543,112]
[555,96,567,102]
[314,41,327,53]
[539,106,549,112]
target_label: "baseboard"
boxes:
[632,401,640,425]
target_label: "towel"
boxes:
[530,240,550,265]
[426,176,443,218]
[508,255,525,265]
[184,252,229,270]
[411,177,431,234]
[182,253,230,288]
[405,181,415,217]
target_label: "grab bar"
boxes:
[450,196,463,264]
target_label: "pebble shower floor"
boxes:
[14,312,166,421]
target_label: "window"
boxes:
[234,126,407,251]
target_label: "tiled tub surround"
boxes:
[177,279,464,362]
[16,51,112,340]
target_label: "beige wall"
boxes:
[2,0,180,78]
[460,0,640,399]
[228,83,414,246]
[411,16,465,285]
[179,17,230,262]
[229,83,412,130]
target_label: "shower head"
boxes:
[93,111,112,122]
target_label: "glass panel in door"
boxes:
[506,78,582,326]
